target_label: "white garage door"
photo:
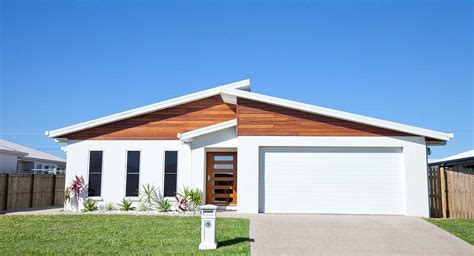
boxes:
[259,147,405,215]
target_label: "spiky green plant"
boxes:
[105,202,115,211]
[139,184,158,208]
[177,187,202,211]
[157,199,172,212]
[138,202,153,211]
[64,188,71,203]
[82,198,98,212]
[117,198,135,211]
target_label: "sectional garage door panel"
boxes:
[259,147,405,214]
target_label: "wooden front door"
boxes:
[206,152,237,205]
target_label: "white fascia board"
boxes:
[226,79,251,91]
[47,80,250,138]
[19,156,66,164]
[0,149,28,156]
[178,119,237,142]
[221,88,453,141]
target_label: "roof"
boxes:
[46,79,453,142]
[46,79,250,138]
[220,88,453,142]
[0,139,66,163]
[0,144,28,156]
[429,150,474,166]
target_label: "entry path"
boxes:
[218,212,474,255]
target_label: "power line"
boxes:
[0,132,44,135]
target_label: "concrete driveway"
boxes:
[219,213,473,255]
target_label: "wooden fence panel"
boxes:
[0,174,65,211]
[0,174,6,211]
[54,175,65,206]
[32,175,55,208]
[7,174,33,210]
[429,167,474,218]
[428,168,442,218]
[446,169,474,218]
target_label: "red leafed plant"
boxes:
[175,195,189,212]
[70,175,85,198]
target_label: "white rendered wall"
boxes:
[0,153,19,173]
[64,127,237,209]
[65,140,191,206]
[64,134,429,216]
[189,127,237,201]
[237,136,429,217]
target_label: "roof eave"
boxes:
[0,149,28,156]
[19,156,66,164]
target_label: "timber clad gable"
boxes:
[237,98,411,137]
[64,96,414,140]
[66,96,236,140]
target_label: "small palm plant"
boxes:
[82,198,98,212]
[118,198,135,211]
[105,202,115,211]
[139,184,158,210]
[157,199,172,212]
[64,188,71,204]
[187,188,202,211]
[176,187,203,212]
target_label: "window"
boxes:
[213,164,233,169]
[37,164,42,169]
[44,165,49,169]
[88,151,103,197]
[214,155,234,161]
[126,151,140,197]
[164,151,178,197]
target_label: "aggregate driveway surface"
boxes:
[218,212,473,255]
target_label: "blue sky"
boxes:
[1,0,472,159]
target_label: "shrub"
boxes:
[105,202,115,211]
[177,187,203,211]
[187,188,202,211]
[64,188,71,203]
[82,198,98,212]
[139,184,158,208]
[118,198,135,211]
[69,175,85,198]
[157,199,172,212]
[138,202,152,212]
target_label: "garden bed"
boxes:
[65,209,199,216]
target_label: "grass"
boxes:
[426,218,474,245]
[0,214,250,255]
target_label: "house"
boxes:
[429,150,474,169]
[0,139,66,174]
[46,80,453,217]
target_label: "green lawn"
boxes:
[0,215,250,255]
[426,218,474,245]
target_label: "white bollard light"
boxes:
[199,204,218,250]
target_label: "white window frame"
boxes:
[124,150,142,199]
[162,150,179,199]
[87,150,105,200]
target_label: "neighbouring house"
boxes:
[46,80,453,216]
[0,139,66,174]
[429,150,474,168]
